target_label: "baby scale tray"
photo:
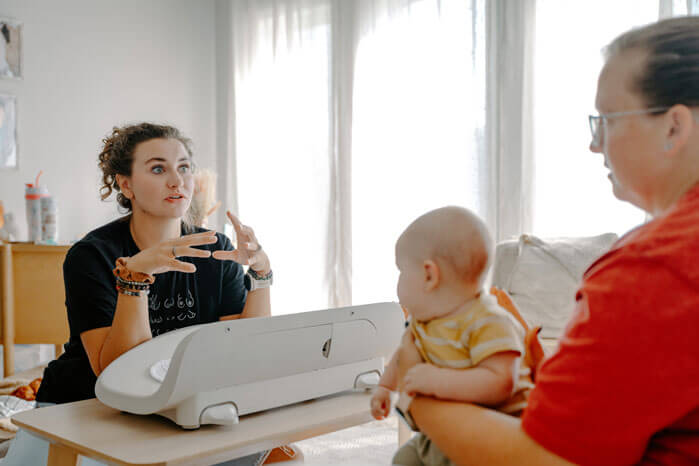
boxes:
[95,303,404,429]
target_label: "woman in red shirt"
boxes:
[400,16,699,466]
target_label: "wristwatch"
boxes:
[395,391,418,431]
[244,268,273,291]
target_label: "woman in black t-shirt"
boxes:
[38,122,272,402]
[3,123,276,466]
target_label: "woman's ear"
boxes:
[663,104,694,157]
[423,259,440,292]
[115,174,133,199]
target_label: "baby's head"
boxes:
[395,206,493,322]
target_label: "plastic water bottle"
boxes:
[41,195,58,243]
[25,171,48,243]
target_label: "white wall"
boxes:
[0,0,217,243]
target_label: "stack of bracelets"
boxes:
[115,276,151,297]
[112,257,155,298]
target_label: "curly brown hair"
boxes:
[98,123,194,212]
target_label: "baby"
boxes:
[371,206,532,466]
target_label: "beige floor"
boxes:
[291,415,399,465]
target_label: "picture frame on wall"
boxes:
[0,18,22,79]
[0,94,17,170]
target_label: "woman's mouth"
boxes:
[165,194,185,203]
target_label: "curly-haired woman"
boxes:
[4,123,278,466]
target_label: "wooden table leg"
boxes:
[47,443,80,466]
[1,244,15,378]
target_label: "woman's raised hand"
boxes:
[212,211,270,274]
[126,230,219,275]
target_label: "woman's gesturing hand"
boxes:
[212,211,271,274]
[126,230,219,275]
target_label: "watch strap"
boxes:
[245,268,273,291]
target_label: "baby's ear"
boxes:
[423,259,440,291]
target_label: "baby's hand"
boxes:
[370,386,392,420]
[402,363,440,397]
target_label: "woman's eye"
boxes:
[178,165,190,173]
[151,166,164,174]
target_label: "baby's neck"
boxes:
[438,290,482,320]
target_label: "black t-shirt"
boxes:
[36,217,247,404]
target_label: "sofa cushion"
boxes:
[491,233,618,338]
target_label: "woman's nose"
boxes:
[167,171,183,188]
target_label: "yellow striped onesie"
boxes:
[409,294,533,415]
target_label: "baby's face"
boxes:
[395,241,440,322]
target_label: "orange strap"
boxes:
[490,286,545,382]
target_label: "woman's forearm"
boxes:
[240,288,271,319]
[395,340,571,466]
[98,293,152,373]
[410,397,573,466]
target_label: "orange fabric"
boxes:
[263,444,303,464]
[490,287,545,381]
[522,183,699,466]
[10,378,42,401]
[112,257,155,284]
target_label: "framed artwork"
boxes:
[0,18,21,79]
[0,94,17,170]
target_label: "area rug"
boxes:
[292,415,399,465]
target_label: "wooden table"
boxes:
[13,391,374,466]
[0,242,71,376]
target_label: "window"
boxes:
[532,0,658,237]
[234,7,331,315]
[351,0,486,305]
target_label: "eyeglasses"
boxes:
[588,107,670,147]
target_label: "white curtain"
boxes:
[220,0,555,313]
[659,0,699,17]
[350,0,489,305]
[485,0,536,243]
[228,0,333,315]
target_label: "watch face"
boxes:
[244,273,252,291]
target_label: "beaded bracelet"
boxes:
[115,276,151,290]
[116,285,148,297]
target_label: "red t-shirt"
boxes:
[522,184,699,466]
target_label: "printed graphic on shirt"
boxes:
[148,289,197,337]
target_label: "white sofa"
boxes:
[491,233,618,339]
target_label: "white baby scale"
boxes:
[95,303,404,429]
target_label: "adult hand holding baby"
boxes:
[402,363,442,397]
